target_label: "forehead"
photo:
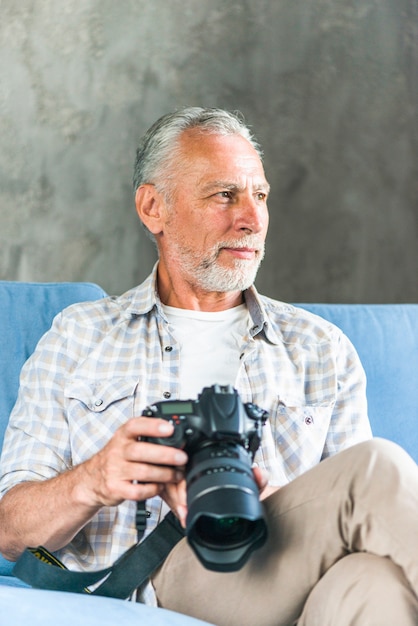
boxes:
[176,130,268,188]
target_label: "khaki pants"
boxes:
[152,439,418,626]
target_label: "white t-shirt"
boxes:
[161,303,251,400]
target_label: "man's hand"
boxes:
[252,465,280,500]
[0,416,188,560]
[161,479,188,528]
[79,417,188,508]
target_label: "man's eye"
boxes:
[256,192,267,201]
[218,191,232,199]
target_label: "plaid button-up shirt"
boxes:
[0,264,371,603]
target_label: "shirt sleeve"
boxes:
[0,311,74,496]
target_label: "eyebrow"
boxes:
[202,180,271,195]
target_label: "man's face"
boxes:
[157,130,270,295]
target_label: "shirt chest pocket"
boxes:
[270,399,334,479]
[64,377,139,461]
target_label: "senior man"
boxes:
[1,107,417,625]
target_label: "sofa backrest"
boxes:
[297,304,418,464]
[0,281,107,577]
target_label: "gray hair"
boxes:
[133,107,262,198]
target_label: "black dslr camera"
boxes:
[142,384,268,572]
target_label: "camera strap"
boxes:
[12,510,185,599]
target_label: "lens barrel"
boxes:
[185,443,267,572]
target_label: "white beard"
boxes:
[168,236,265,293]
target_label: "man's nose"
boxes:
[235,195,267,234]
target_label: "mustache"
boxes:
[215,236,265,254]
[198,237,265,270]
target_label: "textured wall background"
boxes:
[0,0,417,302]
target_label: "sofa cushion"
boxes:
[0,585,214,625]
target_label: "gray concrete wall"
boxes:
[1,0,417,302]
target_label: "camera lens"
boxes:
[186,443,267,571]
[194,516,255,547]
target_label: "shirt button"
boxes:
[305,415,314,425]
[164,345,173,352]
[163,391,171,399]
[94,399,104,407]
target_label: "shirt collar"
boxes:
[124,262,280,345]
[243,285,281,345]
[123,262,161,316]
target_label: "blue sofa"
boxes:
[0,281,417,624]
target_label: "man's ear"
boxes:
[135,184,166,235]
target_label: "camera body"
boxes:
[142,384,268,572]
[142,383,267,455]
